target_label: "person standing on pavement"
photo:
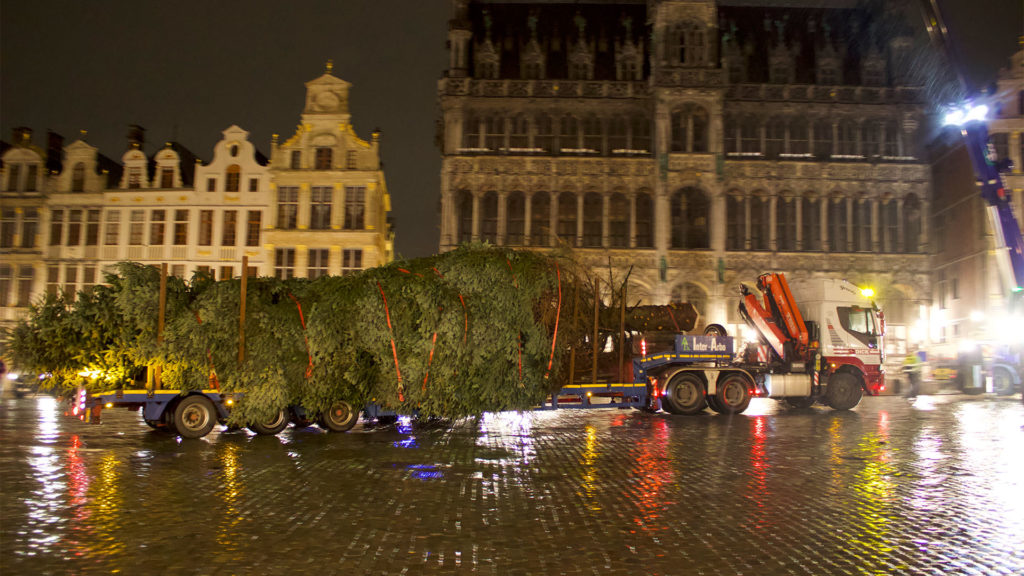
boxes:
[903,349,922,398]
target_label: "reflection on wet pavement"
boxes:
[1,394,1022,574]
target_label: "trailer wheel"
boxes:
[992,367,1015,396]
[715,374,752,414]
[172,395,216,439]
[318,401,360,432]
[784,397,816,409]
[703,324,728,337]
[826,373,863,410]
[663,373,706,415]
[248,409,290,435]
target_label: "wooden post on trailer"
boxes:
[617,266,633,384]
[238,255,248,365]
[591,276,599,386]
[567,275,581,387]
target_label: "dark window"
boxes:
[67,209,82,246]
[344,186,365,229]
[274,248,295,279]
[837,306,881,348]
[246,211,261,247]
[222,211,237,246]
[829,199,848,252]
[249,178,259,192]
[506,192,525,245]
[854,201,872,252]
[776,198,797,251]
[457,190,474,244]
[635,193,653,248]
[726,196,744,251]
[17,265,34,306]
[7,164,20,191]
[160,168,174,188]
[749,198,769,251]
[72,163,86,191]
[315,147,332,170]
[149,210,165,246]
[25,165,38,191]
[346,150,357,169]
[128,168,143,189]
[277,187,299,229]
[206,177,216,192]
[342,249,362,276]
[0,265,10,307]
[174,210,189,245]
[290,150,301,169]
[480,192,498,243]
[670,188,709,249]
[198,210,213,246]
[530,192,550,246]
[582,193,602,247]
[608,194,628,248]
[50,209,64,246]
[86,209,100,246]
[904,194,922,253]
[802,198,821,251]
[129,210,144,245]
[308,249,329,279]
[557,193,577,244]
[0,209,15,248]
[310,186,332,229]
[104,210,120,245]
[21,208,37,248]
[225,165,240,192]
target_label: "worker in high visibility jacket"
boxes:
[903,350,923,398]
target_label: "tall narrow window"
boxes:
[17,265,34,306]
[609,116,628,153]
[86,209,100,246]
[776,198,797,251]
[50,209,64,246]
[749,197,769,251]
[315,147,333,170]
[790,118,809,155]
[670,188,709,249]
[609,194,628,248]
[560,115,580,152]
[149,210,165,245]
[198,210,213,246]
[225,165,240,192]
[344,186,366,229]
[509,115,529,150]
[249,178,259,192]
[25,165,38,191]
[557,193,577,244]
[530,192,550,246]
[174,210,189,245]
[307,249,329,279]
[64,265,78,301]
[813,120,833,158]
[854,201,872,251]
[457,190,473,244]
[506,192,525,245]
[160,168,174,188]
[631,114,651,153]
[310,186,332,229]
[274,248,296,279]
[480,192,498,243]
[0,209,15,248]
[582,193,602,247]
[342,249,363,276]
[290,150,301,169]
[67,209,82,246]
[6,164,19,191]
[726,195,744,251]
[635,193,654,248]
[766,118,786,158]
[485,115,504,151]
[0,265,9,307]
[21,208,38,248]
[246,211,261,247]
[46,265,59,297]
[222,211,237,246]
[346,150,357,169]
[535,115,555,153]
[802,198,820,251]
[277,187,299,229]
[127,167,142,189]
[883,201,898,252]
[104,210,120,245]
[904,194,922,253]
[829,199,848,252]
[72,163,86,191]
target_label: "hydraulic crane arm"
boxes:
[738,273,810,361]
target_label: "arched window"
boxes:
[557,192,577,245]
[582,193,603,247]
[670,187,709,249]
[904,193,921,253]
[813,119,833,158]
[750,196,770,251]
[790,117,809,155]
[671,104,709,153]
[225,165,241,192]
[726,194,745,251]
[777,197,797,251]
[457,191,474,244]
[854,200,872,252]
[802,197,821,251]
[509,115,529,150]
[635,192,653,248]
[608,194,628,248]
[828,198,849,252]
[71,163,85,192]
[480,192,498,243]
[530,192,551,246]
[506,191,525,245]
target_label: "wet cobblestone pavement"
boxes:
[2,394,1023,575]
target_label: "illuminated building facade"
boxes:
[0,68,392,335]
[438,0,937,359]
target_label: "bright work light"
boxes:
[860,287,875,298]
[943,104,988,126]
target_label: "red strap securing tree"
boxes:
[545,262,563,379]
[287,293,314,378]
[377,281,404,402]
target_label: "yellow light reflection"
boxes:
[216,442,244,550]
[87,453,127,559]
[576,425,601,511]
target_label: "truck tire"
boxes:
[826,373,863,410]
[992,367,1015,396]
[172,395,216,439]
[706,394,723,413]
[715,374,752,414]
[663,373,706,415]
[248,409,290,435]
[319,401,360,432]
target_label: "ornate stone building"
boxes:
[0,68,393,335]
[437,0,934,357]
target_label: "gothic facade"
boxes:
[438,0,935,358]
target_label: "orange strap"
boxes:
[377,282,404,401]
[545,263,562,378]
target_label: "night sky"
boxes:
[1,1,1020,259]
